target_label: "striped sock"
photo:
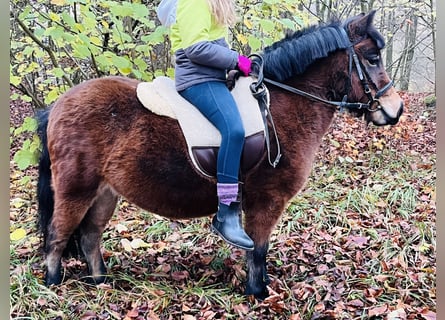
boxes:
[217,183,239,206]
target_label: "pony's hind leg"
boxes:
[78,185,118,284]
[45,195,97,285]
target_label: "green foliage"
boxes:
[10,0,310,104]
[233,0,310,53]
[424,94,436,108]
[10,0,171,108]
[13,116,37,136]
[12,116,41,170]
[13,137,40,171]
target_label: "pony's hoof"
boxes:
[45,273,62,286]
[245,285,269,301]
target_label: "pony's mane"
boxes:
[259,22,352,81]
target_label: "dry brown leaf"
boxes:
[368,304,388,317]
[421,310,436,320]
[387,308,407,320]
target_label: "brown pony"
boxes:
[37,11,403,300]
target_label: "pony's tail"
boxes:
[36,108,82,257]
[36,108,54,253]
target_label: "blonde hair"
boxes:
[207,0,237,26]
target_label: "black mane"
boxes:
[259,22,352,81]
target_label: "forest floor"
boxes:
[10,90,436,319]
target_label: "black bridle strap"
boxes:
[252,47,370,112]
[349,46,394,106]
[262,77,369,111]
[249,19,395,113]
[260,43,394,113]
[375,79,394,99]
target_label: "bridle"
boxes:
[345,40,394,113]
[247,26,395,168]
[249,28,394,114]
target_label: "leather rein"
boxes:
[247,28,395,168]
[249,30,394,114]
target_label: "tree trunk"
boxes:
[360,0,374,13]
[429,0,436,92]
[384,10,395,79]
[399,2,419,91]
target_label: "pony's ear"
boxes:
[346,11,373,40]
[346,10,385,48]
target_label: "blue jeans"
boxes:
[179,81,245,183]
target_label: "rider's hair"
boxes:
[207,0,237,26]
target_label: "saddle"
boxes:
[136,76,267,178]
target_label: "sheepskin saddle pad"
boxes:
[136,76,266,178]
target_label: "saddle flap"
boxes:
[192,131,265,178]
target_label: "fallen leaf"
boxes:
[373,274,389,282]
[171,270,189,281]
[115,223,128,233]
[200,255,214,265]
[121,238,132,252]
[387,308,407,320]
[80,311,97,320]
[36,297,47,306]
[368,304,388,317]
[346,235,368,248]
[146,311,160,320]
[10,228,26,241]
[421,310,436,320]
[233,303,249,315]
[317,264,329,274]
[130,238,150,249]
[314,302,325,312]
[125,307,139,318]
[348,299,364,308]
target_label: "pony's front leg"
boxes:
[245,242,270,300]
[45,246,63,285]
[242,192,286,300]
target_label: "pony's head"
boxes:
[344,10,403,126]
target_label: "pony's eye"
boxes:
[367,56,380,66]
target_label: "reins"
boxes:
[247,27,395,169]
[250,45,393,114]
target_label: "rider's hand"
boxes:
[237,55,252,76]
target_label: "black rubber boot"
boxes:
[211,201,254,251]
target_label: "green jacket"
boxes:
[159,0,239,91]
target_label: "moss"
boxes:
[424,94,436,108]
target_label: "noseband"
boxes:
[249,28,394,114]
